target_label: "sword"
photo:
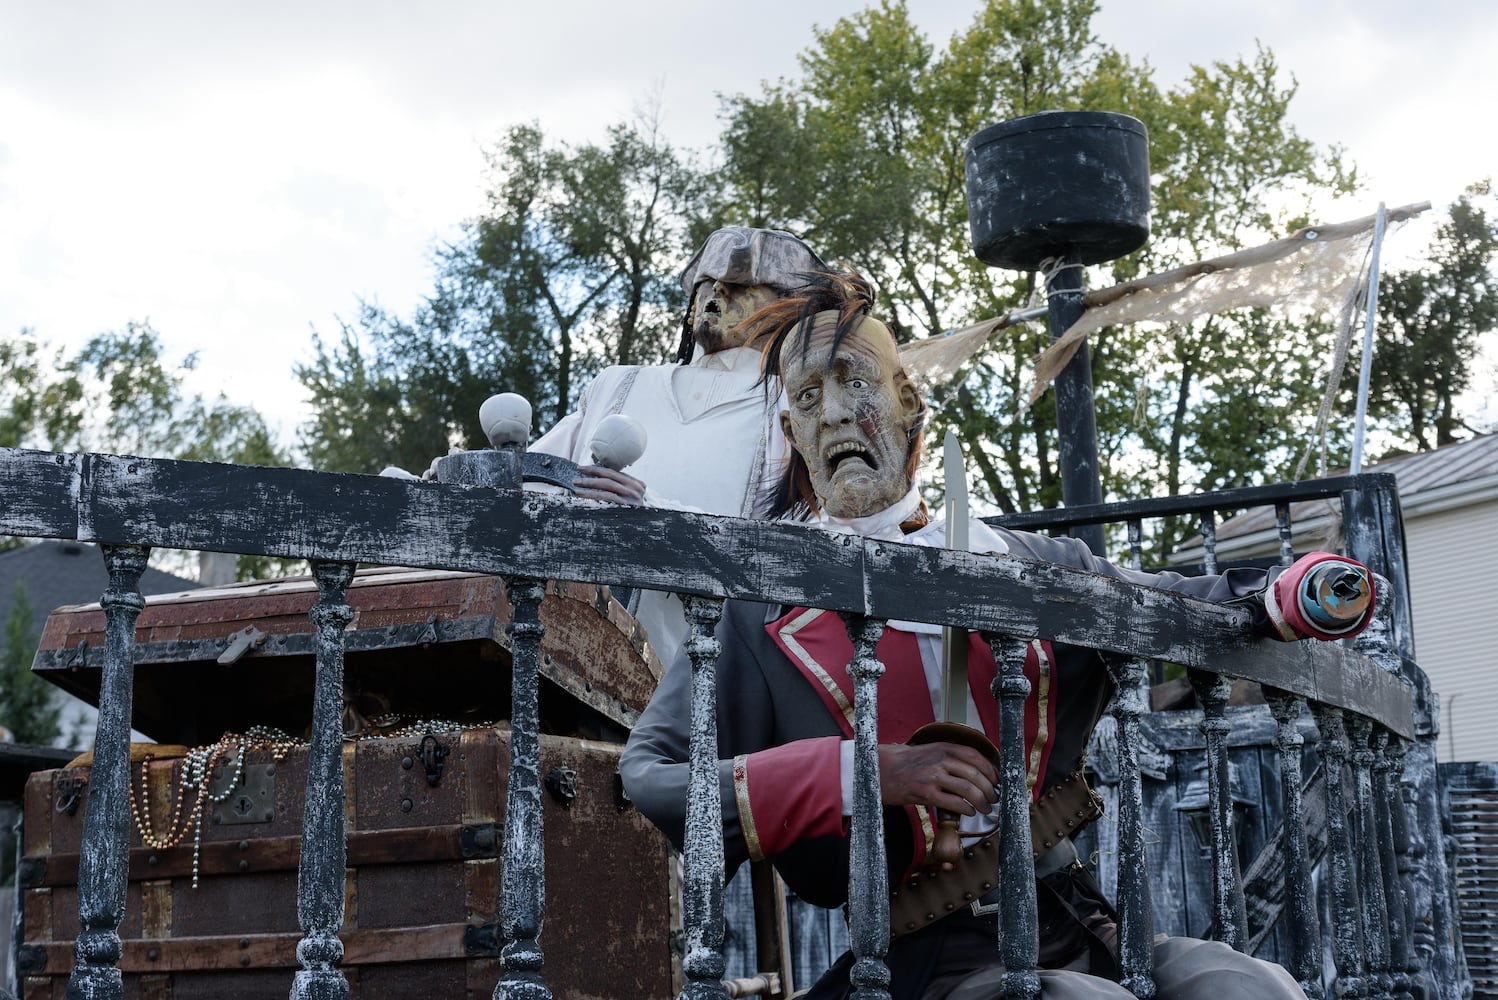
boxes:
[910,429,998,869]
[941,428,970,727]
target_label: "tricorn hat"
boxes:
[678,227,828,294]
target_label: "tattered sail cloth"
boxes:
[896,201,1430,407]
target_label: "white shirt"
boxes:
[531,347,789,668]
[531,347,788,517]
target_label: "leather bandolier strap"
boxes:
[887,770,1104,939]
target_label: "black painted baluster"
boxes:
[840,613,891,1000]
[1265,691,1322,999]
[1104,656,1156,999]
[1371,730,1411,1000]
[68,544,148,1000]
[1274,503,1295,566]
[1126,518,1144,571]
[1187,671,1247,949]
[679,595,729,1000]
[496,577,551,1000]
[1348,715,1393,1000]
[1382,737,1419,999]
[1314,704,1368,999]
[987,635,1039,1000]
[291,560,356,1000]
[1200,513,1218,575]
[1352,574,1417,1000]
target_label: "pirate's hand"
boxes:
[421,447,465,482]
[573,465,647,506]
[1266,552,1375,641]
[878,742,997,816]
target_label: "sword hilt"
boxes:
[908,721,1000,872]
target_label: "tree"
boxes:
[297,114,707,475]
[711,0,1355,560]
[2,322,288,466]
[1,323,292,575]
[1370,186,1498,453]
[0,581,61,746]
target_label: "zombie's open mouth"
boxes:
[826,441,875,472]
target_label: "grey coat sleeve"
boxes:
[994,526,1287,631]
[618,602,772,872]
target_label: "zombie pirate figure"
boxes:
[525,225,830,667]
[529,226,830,515]
[620,273,1371,1000]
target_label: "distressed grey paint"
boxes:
[0,447,1460,998]
[1315,705,1369,998]
[841,614,891,1000]
[1348,715,1393,999]
[497,577,551,1000]
[67,544,147,1000]
[1266,691,1321,999]
[1104,657,1155,999]
[988,636,1039,1000]
[679,595,728,1000]
[1378,738,1418,999]
[0,450,1414,737]
[290,560,356,1000]
[1187,671,1247,950]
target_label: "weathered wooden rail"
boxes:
[0,447,1456,1000]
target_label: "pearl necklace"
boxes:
[126,727,303,888]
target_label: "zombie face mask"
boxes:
[777,311,923,518]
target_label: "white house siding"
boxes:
[1404,498,1498,763]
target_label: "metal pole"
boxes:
[1351,203,1388,474]
[1045,254,1106,556]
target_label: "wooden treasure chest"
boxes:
[16,569,675,1000]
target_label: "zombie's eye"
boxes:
[797,386,821,405]
[847,378,868,391]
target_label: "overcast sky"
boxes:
[2,1,1494,448]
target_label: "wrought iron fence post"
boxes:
[840,614,891,1000]
[678,595,728,1000]
[290,560,356,1000]
[1266,691,1322,999]
[1186,671,1247,949]
[67,544,148,1000]
[496,576,551,1000]
[988,636,1039,1000]
[1104,656,1155,999]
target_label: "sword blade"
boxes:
[941,428,970,726]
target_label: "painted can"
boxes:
[964,110,1151,270]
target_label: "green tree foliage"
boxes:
[297,115,707,475]
[710,0,1354,560]
[1,321,287,466]
[1370,186,1498,452]
[1,323,291,575]
[0,582,61,746]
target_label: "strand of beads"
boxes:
[125,728,308,888]
[352,716,499,741]
[127,755,195,850]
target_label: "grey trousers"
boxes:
[932,936,1307,1000]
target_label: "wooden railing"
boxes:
[0,448,1453,1000]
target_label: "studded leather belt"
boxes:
[887,769,1103,938]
